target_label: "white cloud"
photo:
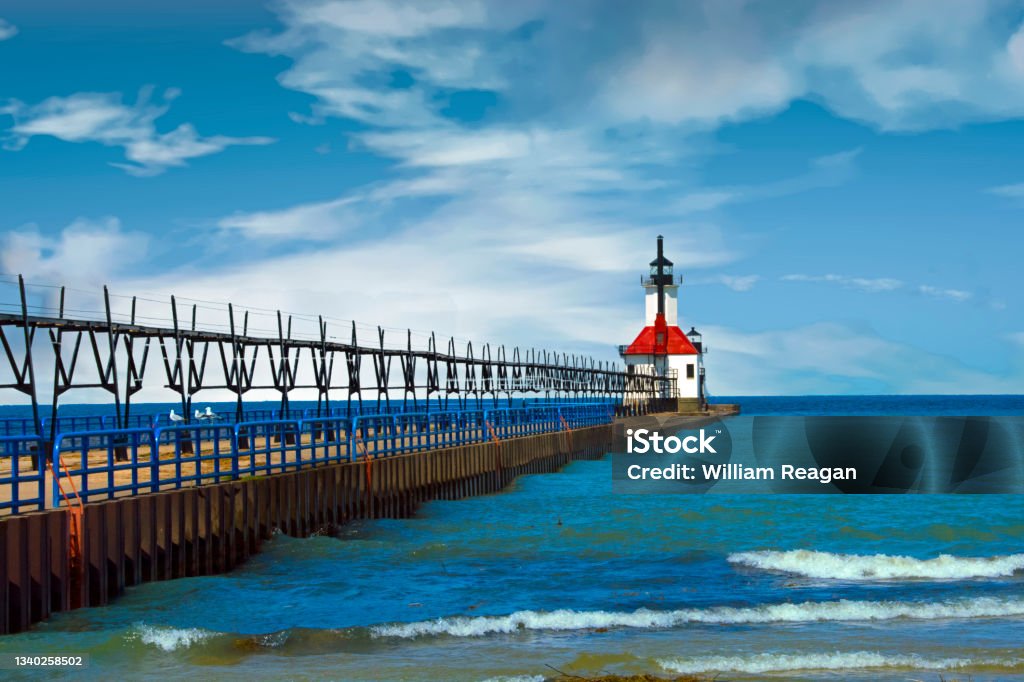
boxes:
[782,273,905,293]
[812,147,863,169]
[783,275,974,303]
[918,285,972,302]
[301,0,490,37]
[987,182,1024,198]
[674,191,738,214]
[361,128,536,167]
[1,88,274,175]
[504,229,735,274]
[0,17,16,41]
[598,2,1024,131]
[111,224,629,360]
[0,218,149,285]
[672,147,862,215]
[217,196,365,241]
[703,322,1024,395]
[717,275,761,292]
[604,42,799,126]
[1010,23,1024,73]
[228,0,529,129]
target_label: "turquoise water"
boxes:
[2,396,1023,681]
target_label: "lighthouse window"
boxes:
[686,364,695,379]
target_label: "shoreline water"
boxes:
[0,394,1021,681]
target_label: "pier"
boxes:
[0,276,681,634]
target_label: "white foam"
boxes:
[478,676,545,682]
[659,651,1018,675]
[130,623,215,652]
[370,596,1024,639]
[729,549,1024,581]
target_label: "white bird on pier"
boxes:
[203,406,221,421]
[169,409,184,423]
[195,409,205,421]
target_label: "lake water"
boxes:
[2,395,1023,681]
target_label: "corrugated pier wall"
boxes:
[0,424,612,635]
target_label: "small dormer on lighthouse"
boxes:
[620,235,706,410]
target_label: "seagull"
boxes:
[203,406,221,421]
[169,409,184,423]
[195,409,206,421]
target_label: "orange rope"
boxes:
[48,456,84,601]
[485,420,501,444]
[485,420,503,473]
[354,431,373,494]
[559,414,574,451]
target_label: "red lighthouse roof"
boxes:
[622,324,699,355]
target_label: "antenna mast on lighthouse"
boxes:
[656,235,667,316]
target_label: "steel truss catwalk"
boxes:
[1,277,674,459]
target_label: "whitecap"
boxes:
[659,650,1019,675]
[729,549,1024,581]
[369,595,1024,639]
[129,623,215,652]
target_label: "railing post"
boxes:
[51,435,62,508]
[151,427,161,493]
[231,424,240,480]
[349,417,358,462]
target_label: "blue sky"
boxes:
[1,0,1023,396]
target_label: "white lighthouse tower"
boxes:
[619,235,706,411]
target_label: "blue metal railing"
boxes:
[50,428,153,507]
[0,434,45,515]
[0,418,40,438]
[0,398,623,439]
[151,423,238,491]
[233,420,305,477]
[32,403,612,511]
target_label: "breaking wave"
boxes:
[128,624,216,652]
[658,651,1024,675]
[369,596,1024,639]
[729,549,1024,581]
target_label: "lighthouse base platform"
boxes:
[675,400,741,417]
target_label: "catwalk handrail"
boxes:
[30,403,611,511]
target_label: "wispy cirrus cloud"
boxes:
[918,285,972,302]
[987,182,1024,199]
[704,322,1024,395]
[781,273,905,293]
[673,147,862,215]
[1,88,274,175]
[217,196,366,241]
[0,18,17,41]
[689,274,762,292]
[782,274,974,302]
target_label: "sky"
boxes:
[1,0,1023,397]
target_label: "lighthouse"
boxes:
[619,235,706,411]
